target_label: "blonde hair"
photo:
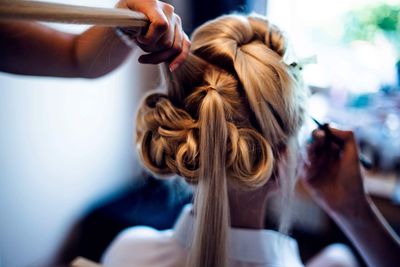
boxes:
[136,14,306,267]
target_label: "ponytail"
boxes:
[188,88,229,267]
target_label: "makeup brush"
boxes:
[311,117,373,170]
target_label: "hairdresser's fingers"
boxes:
[328,128,359,155]
[153,5,175,49]
[329,128,361,166]
[310,128,342,154]
[139,33,190,70]
[311,128,325,141]
[135,3,172,47]
[306,129,341,175]
[308,129,326,160]
[138,24,181,64]
[328,127,355,142]
[138,48,176,64]
[169,32,191,72]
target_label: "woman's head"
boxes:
[136,14,306,267]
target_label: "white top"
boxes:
[102,205,305,267]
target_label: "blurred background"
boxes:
[0,0,399,266]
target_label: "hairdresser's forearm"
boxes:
[72,26,133,79]
[0,21,132,78]
[329,197,400,267]
[0,21,78,77]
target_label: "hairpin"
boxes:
[289,55,317,72]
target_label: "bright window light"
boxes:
[267,0,399,93]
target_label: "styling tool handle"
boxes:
[0,0,149,28]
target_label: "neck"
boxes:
[228,181,276,229]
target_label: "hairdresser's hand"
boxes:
[301,128,400,267]
[117,0,190,71]
[300,127,367,216]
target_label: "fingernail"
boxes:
[136,36,145,44]
[169,63,179,72]
[314,129,325,138]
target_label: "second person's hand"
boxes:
[300,127,367,217]
[117,0,190,72]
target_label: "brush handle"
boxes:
[0,0,149,28]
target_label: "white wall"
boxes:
[0,62,143,267]
[0,1,145,267]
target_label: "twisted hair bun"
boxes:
[137,69,274,189]
[190,14,305,146]
[190,14,287,70]
[136,93,198,180]
[136,14,306,267]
